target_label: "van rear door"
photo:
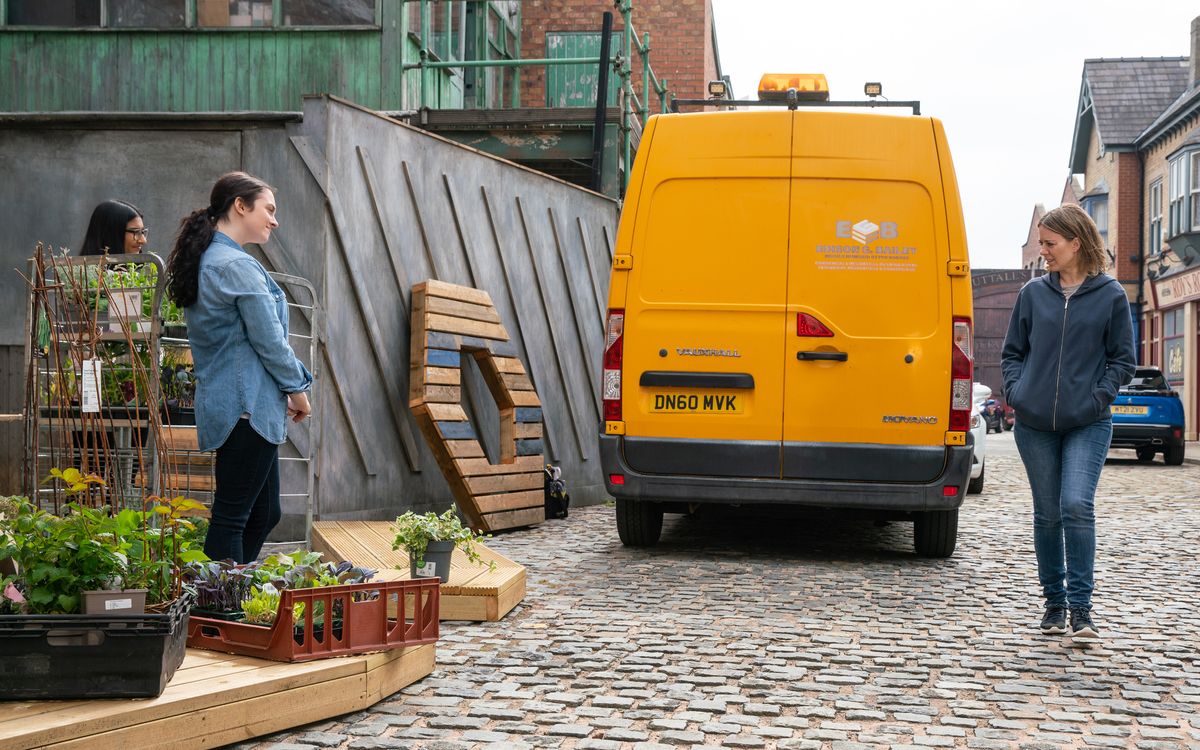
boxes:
[781,113,952,482]
[620,111,791,479]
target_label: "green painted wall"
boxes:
[0,1,501,112]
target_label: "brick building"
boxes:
[1068,56,1189,302]
[1058,15,1200,437]
[518,0,722,109]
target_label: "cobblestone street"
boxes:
[245,433,1200,750]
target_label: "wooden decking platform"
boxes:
[0,644,434,750]
[311,520,525,622]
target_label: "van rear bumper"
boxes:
[599,434,972,512]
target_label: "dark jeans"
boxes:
[205,419,280,564]
[1014,419,1112,609]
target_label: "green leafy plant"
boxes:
[0,499,126,614]
[241,584,283,625]
[390,507,494,571]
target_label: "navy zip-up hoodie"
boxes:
[1001,272,1135,433]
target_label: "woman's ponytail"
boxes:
[166,208,214,308]
[166,171,273,308]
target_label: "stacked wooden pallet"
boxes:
[409,280,545,533]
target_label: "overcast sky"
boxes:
[710,1,1198,270]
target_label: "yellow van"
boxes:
[598,76,974,557]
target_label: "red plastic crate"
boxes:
[186,579,439,662]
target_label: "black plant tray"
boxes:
[0,592,192,700]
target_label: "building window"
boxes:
[281,0,375,26]
[7,1,100,25]
[1147,313,1160,367]
[6,0,376,28]
[1149,178,1163,256]
[1163,308,1185,384]
[1192,152,1200,230]
[1169,154,1188,236]
[1082,196,1108,246]
[109,0,186,27]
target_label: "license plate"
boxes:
[1112,405,1149,415]
[650,392,744,414]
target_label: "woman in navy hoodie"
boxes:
[1001,203,1135,642]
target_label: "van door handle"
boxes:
[796,350,848,362]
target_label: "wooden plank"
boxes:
[480,506,545,533]
[0,653,369,747]
[424,295,503,325]
[160,426,199,450]
[501,372,535,391]
[420,402,468,422]
[508,390,542,407]
[475,489,544,514]
[455,455,543,477]
[416,385,461,404]
[424,279,494,307]
[514,422,543,439]
[492,356,526,374]
[465,471,543,495]
[23,646,435,750]
[423,367,461,386]
[446,440,485,458]
[426,313,509,342]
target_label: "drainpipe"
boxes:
[1136,149,1146,365]
[591,11,614,193]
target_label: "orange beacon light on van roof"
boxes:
[757,73,829,101]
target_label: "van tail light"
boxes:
[950,318,973,431]
[796,312,834,337]
[602,309,625,421]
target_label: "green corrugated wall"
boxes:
[0,1,479,112]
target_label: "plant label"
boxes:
[108,290,143,333]
[106,598,134,611]
[415,562,436,577]
[81,359,102,413]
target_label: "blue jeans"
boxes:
[205,419,281,564]
[1014,419,1112,609]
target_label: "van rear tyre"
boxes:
[616,499,663,547]
[913,509,958,558]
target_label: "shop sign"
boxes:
[1155,268,1200,307]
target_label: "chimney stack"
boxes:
[1192,16,1200,87]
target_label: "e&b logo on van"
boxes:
[836,219,898,243]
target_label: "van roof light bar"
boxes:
[670,96,921,114]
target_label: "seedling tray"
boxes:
[186,579,439,662]
[0,592,192,700]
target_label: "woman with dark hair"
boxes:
[167,172,312,564]
[1002,203,1135,642]
[79,200,148,255]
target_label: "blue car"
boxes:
[1110,367,1186,465]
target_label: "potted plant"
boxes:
[390,507,494,583]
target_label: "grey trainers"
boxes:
[1040,604,1067,635]
[1070,607,1100,641]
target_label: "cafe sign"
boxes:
[1154,268,1200,307]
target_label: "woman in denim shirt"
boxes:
[166,172,312,564]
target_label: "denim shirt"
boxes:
[186,232,312,451]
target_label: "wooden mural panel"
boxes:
[409,280,545,533]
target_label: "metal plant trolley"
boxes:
[20,248,322,548]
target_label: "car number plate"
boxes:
[1112,405,1149,415]
[651,392,744,414]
